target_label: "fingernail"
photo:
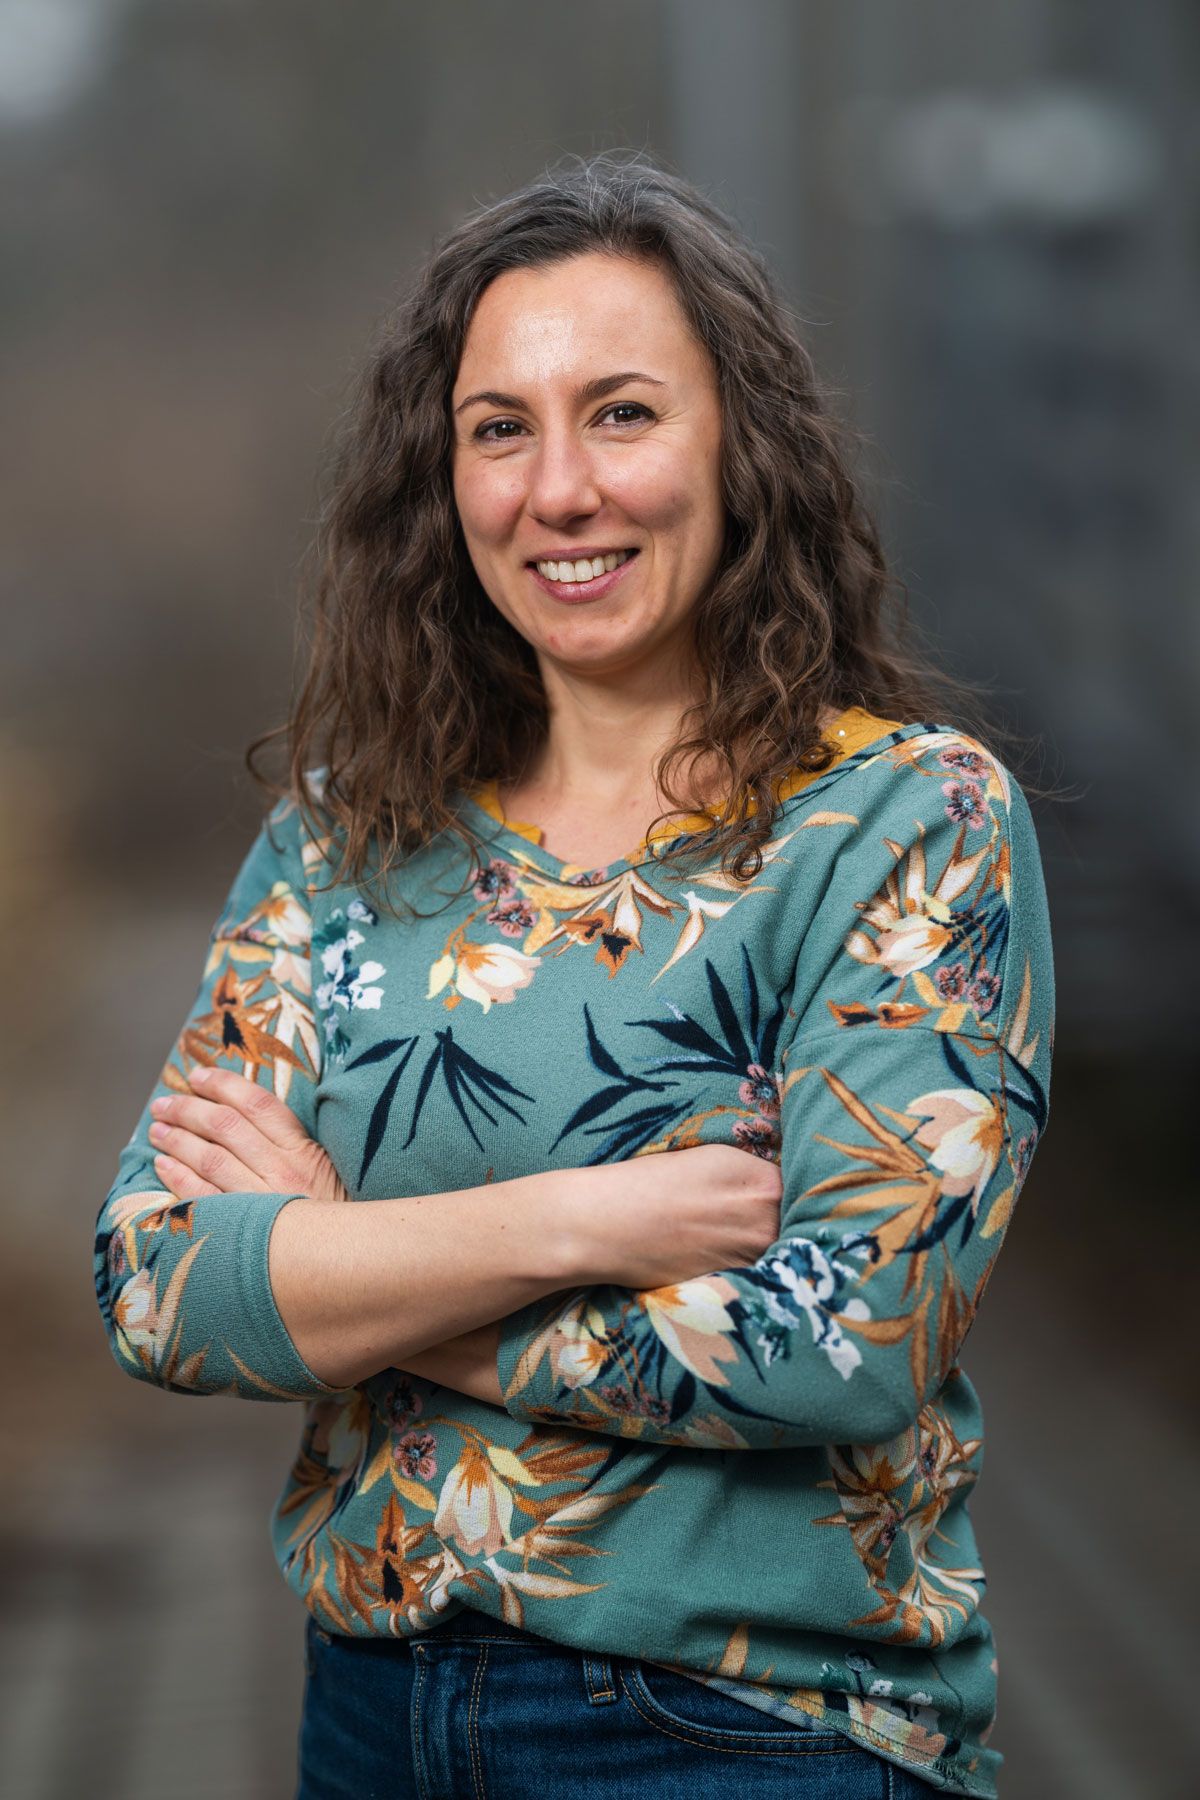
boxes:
[191,1067,211,1085]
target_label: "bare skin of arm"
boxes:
[148,1065,782,1397]
[265,1180,591,1392]
[400,1322,505,1406]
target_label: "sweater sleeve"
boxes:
[92,790,344,1402]
[495,731,1055,1449]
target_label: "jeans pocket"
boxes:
[625,1659,848,1746]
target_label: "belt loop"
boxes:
[581,1649,617,1705]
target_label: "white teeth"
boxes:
[536,549,635,583]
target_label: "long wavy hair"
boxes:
[247,148,1031,915]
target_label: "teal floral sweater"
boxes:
[93,707,1054,1798]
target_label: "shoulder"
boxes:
[848,718,1011,799]
[839,720,1043,923]
[868,722,1014,808]
[823,720,1033,868]
[781,717,1050,1007]
[781,713,1018,827]
[777,718,1025,869]
[260,766,338,900]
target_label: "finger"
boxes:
[151,1089,282,1182]
[187,1066,309,1151]
[148,1122,263,1194]
[152,1152,223,1201]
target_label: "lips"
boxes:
[525,547,641,603]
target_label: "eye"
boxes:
[472,401,655,442]
[600,401,655,427]
[473,417,526,442]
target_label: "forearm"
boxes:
[399,1321,504,1405]
[495,1023,1048,1450]
[268,1170,595,1389]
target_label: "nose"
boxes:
[525,424,603,524]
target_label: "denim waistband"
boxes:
[414,1604,563,1647]
[412,1606,621,1705]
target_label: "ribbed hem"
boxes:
[211,1190,344,1399]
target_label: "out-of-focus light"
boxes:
[0,0,128,128]
[890,90,1001,228]
[992,85,1162,226]
[830,84,1162,230]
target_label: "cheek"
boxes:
[454,460,524,541]
[615,426,723,535]
[606,447,701,535]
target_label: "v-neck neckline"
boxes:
[453,706,914,884]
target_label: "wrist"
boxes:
[551,1164,614,1286]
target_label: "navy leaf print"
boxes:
[358,1039,419,1187]
[627,953,788,1081]
[706,955,752,1068]
[551,1002,680,1150]
[348,1037,414,1070]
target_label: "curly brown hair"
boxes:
[247,148,1028,916]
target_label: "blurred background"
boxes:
[2,2,1195,1796]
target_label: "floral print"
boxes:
[498,721,1051,1452]
[93,709,1053,1798]
[313,897,386,1064]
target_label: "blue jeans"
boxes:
[295,1604,939,1798]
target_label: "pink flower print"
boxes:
[732,1113,780,1157]
[942,780,987,828]
[935,962,968,1001]
[639,1396,672,1428]
[472,859,519,904]
[874,1506,902,1559]
[394,1430,437,1481]
[969,968,1001,1014]
[487,899,536,937]
[599,1382,637,1413]
[938,747,989,780]
[739,1061,781,1120]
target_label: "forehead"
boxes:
[453,253,700,387]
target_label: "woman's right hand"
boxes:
[571,1144,784,1290]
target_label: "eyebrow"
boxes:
[453,370,667,417]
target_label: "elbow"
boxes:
[769,1367,920,1451]
[824,1372,931,1449]
[93,1190,339,1403]
[94,1266,212,1397]
[93,1231,220,1398]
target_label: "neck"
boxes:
[518,644,714,807]
[514,665,841,813]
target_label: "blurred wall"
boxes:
[2,4,1195,1798]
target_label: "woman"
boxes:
[94,150,1054,1798]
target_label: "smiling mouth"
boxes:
[528,548,639,584]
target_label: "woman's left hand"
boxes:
[147,1065,351,1206]
[147,1065,504,1404]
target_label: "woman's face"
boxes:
[450,251,726,687]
